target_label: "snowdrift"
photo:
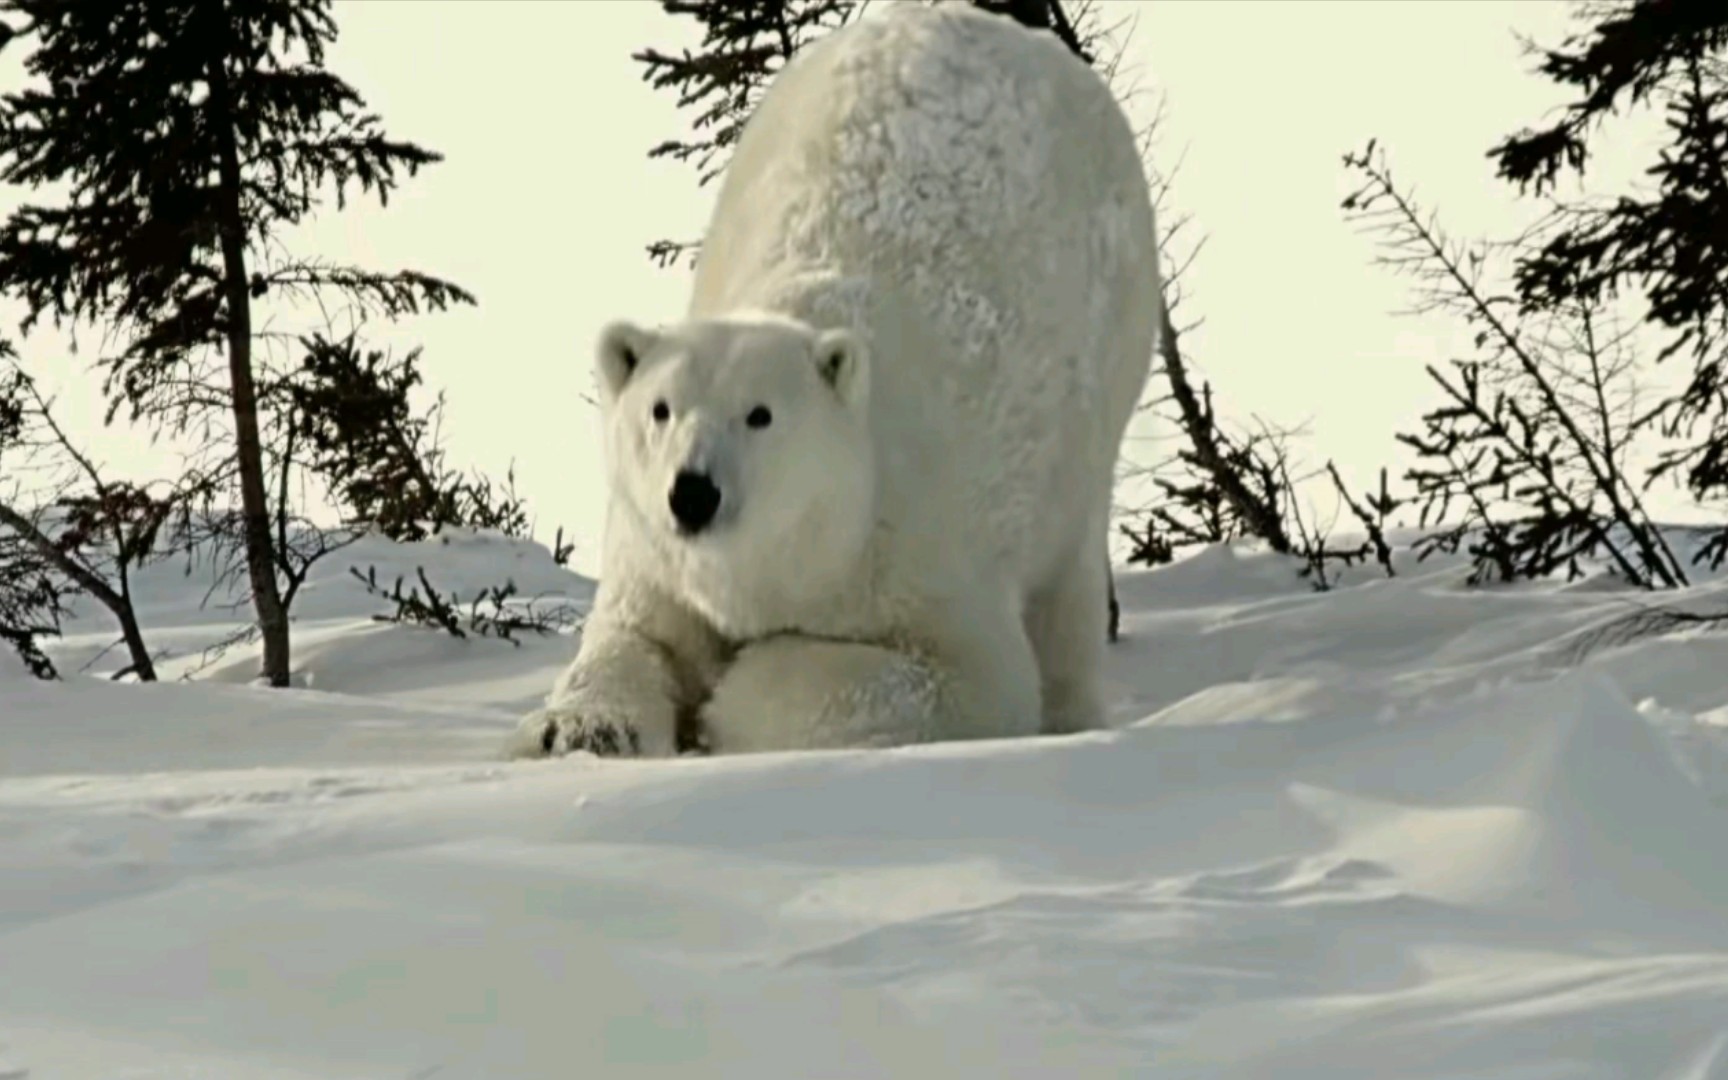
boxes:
[3,529,1728,1078]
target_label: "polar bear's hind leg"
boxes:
[1025,526,1111,736]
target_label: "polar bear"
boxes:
[512,2,1160,758]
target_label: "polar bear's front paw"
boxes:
[698,635,943,754]
[547,711,643,757]
[506,702,671,760]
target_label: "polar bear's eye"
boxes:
[746,405,773,430]
[651,400,670,424]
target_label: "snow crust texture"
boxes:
[4,528,1728,1078]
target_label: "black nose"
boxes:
[668,470,721,534]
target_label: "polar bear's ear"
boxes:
[812,328,867,409]
[595,320,658,399]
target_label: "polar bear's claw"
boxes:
[509,707,645,760]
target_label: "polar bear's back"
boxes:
[690,3,1159,589]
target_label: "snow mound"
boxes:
[3,532,1728,1077]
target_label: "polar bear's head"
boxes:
[593,313,877,623]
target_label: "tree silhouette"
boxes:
[284,330,530,545]
[0,0,476,685]
[1488,0,1728,566]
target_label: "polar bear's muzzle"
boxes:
[669,469,724,536]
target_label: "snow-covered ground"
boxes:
[4,529,1728,1078]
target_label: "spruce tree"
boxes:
[1488,0,1728,565]
[636,0,861,267]
[0,361,66,679]
[0,0,475,685]
[285,331,530,545]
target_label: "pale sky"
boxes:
[4,0,1654,576]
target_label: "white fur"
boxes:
[512,3,1160,758]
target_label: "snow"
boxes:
[4,528,1728,1078]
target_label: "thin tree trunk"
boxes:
[0,502,157,681]
[1160,309,1294,554]
[1106,557,1120,642]
[208,50,291,687]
